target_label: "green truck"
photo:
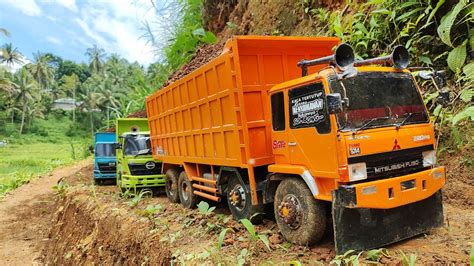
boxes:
[115,118,166,191]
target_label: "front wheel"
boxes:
[227,176,263,223]
[274,178,326,246]
[165,168,180,203]
[178,171,197,208]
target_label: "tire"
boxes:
[274,178,326,246]
[178,171,197,208]
[94,179,102,185]
[165,168,180,203]
[226,175,264,223]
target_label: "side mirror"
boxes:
[437,89,450,107]
[88,145,94,153]
[114,142,122,149]
[327,93,343,114]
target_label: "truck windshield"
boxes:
[124,134,151,156]
[329,72,429,131]
[95,143,116,157]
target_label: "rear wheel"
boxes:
[274,178,326,246]
[165,168,180,203]
[227,175,263,223]
[178,171,197,208]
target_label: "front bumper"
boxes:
[337,166,445,209]
[93,170,116,179]
[120,174,166,188]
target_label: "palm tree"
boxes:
[28,52,54,90]
[0,43,23,66]
[60,74,80,122]
[79,86,105,136]
[85,45,106,74]
[0,28,10,37]
[98,80,123,127]
[0,68,14,95]
[11,68,38,134]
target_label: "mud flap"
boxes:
[332,189,443,254]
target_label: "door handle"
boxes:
[288,142,297,146]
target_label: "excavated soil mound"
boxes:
[44,188,171,265]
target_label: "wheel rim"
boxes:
[229,184,246,211]
[181,181,189,201]
[277,194,303,230]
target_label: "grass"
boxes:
[0,116,91,197]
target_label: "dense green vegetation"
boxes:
[0,116,89,196]
[299,0,473,152]
[0,0,215,194]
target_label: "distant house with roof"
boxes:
[52,98,81,111]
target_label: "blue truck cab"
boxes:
[93,132,117,183]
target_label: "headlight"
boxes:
[422,150,436,167]
[348,163,367,182]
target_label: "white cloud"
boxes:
[50,0,78,12]
[46,36,63,46]
[0,55,31,73]
[73,0,156,65]
[2,0,42,16]
[46,15,58,21]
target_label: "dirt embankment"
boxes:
[44,188,170,265]
[40,163,472,265]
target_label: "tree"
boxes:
[0,43,23,66]
[0,28,10,37]
[57,60,90,82]
[85,45,106,74]
[11,68,39,134]
[60,74,80,122]
[28,52,54,90]
[79,85,104,136]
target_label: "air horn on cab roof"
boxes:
[297,44,410,76]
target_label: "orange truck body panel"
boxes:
[146,36,339,168]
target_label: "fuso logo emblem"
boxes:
[393,139,401,150]
[272,140,286,149]
[349,143,361,155]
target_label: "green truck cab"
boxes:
[115,118,165,190]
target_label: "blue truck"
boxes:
[93,132,117,184]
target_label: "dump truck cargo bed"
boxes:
[146,36,339,167]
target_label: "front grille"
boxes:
[98,162,116,174]
[128,162,161,176]
[348,145,433,179]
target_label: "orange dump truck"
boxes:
[146,36,446,253]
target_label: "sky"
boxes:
[0,0,161,68]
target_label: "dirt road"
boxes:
[0,159,90,265]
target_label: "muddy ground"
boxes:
[0,158,472,265]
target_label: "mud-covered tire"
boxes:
[227,176,264,223]
[274,178,326,246]
[165,168,180,203]
[178,171,197,209]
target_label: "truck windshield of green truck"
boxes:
[124,134,152,156]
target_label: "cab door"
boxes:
[270,91,290,164]
[287,81,339,178]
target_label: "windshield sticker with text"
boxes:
[290,91,325,127]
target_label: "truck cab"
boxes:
[269,65,445,252]
[115,118,166,191]
[93,132,117,184]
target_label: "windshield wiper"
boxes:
[134,148,151,157]
[352,116,392,133]
[395,112,422,129]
